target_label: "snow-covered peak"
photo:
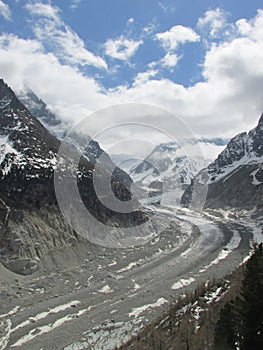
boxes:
[207,116,263,184]
[126,139,225,205]
[17,86,61,126]
[0,79,60,180]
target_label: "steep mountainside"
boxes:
[181,115,263,211]
[0,79,144,275]
[17,87,62,127]
[17,87,132,188]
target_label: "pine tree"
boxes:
[214,244,263,350]
[214,300,239,349]
[239,243,263,350]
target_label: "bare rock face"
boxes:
[0,205,80,275]
[181,114,263,211]
[0,79,147,274]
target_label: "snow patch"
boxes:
[65,319,143,350]
[117,262,138,273]
[0,306,19,320]
[11,301,81,333]
[0,135,22,175]
[171,277,195,290]
[250,167,263,185]
[0,319,12,350]
[98,285,113,294]
[11,309,87,348]
[129,297,167,318]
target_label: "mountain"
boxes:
[17,87,132,188]
[129,140,225,204]
[16,87,65,130]
[111,154,142,174]
[0,79,145,275]
[181,114,263,212]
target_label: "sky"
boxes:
[0,0,263,149]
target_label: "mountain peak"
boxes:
[0,79,16,104]
[17,86,62,128]
[258,112,263,127]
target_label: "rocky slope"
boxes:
[181,114,263,212]
[0,79,145,275]
[17,86,132,188]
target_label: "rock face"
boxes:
[0,79,145,275]
[181,115,263,211]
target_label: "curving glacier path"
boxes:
[0,206,260,350]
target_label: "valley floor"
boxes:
[0,207,261,350]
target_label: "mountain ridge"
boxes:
[181,114,263,212]
[0,79,146,275]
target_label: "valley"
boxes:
[0,206,258,350]
[1,79,263,349]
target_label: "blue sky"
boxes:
[0,0,263,143]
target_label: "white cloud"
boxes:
[109,10,263,138]
[25,2,60,22]
[1,7,263,143]
[70,0,82,9]
[142,19,158,35]
[161,52,180,68]
[197,8,228,38]
[0,34,109,124]
[133,70,158,86]
[0,0,11,20]
[104,36,143,61]
[236,9,263,41]
[156,25,200,51]
[128,17,134,24]
[25,2,107,69]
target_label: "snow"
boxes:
[171,277,195,290]
[0,97,12,110]
[209,152,263,184]
[65,319,143,350]
[199,230,241,273]
[10,301,117,348]
[250,167,263,185]
[117,262,138,273]
[133,283,140,291]
[0,319,12,350]
[238,219,263,244]
[11,309,87,348]
[11,301,81,333]
[98,285,113,294]
[204,287,225,304]
[0,306,19,320]
[129,297,168,318]
[0,135,21,174]
[129,140,224,199]
[226,230,242,250]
